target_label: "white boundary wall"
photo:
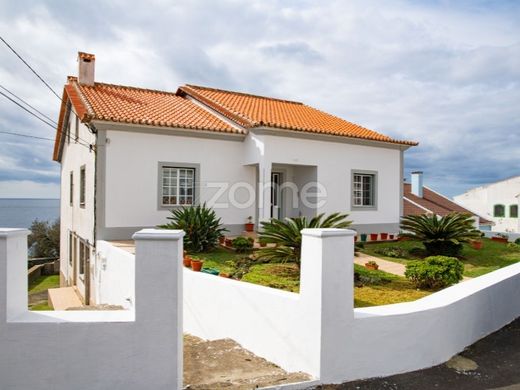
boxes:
[0,228,183,390]
[95,240,135,308]
[481,230,520,242]
[184,229,520,383]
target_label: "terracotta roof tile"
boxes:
[178,85,417,146]
[403,183,492,225]
[66,77,238,133]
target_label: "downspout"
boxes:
[86,123,98,305]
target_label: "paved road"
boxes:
[320,317,520,390]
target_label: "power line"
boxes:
[0,90,92,150]
[0,130,54,141]
[0,84,57,126]
[0,36,61,100]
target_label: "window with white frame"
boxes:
[80,165,86,208]
[352,172,376,207]
[161,167,195,206]
[79,239,88,277]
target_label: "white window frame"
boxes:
[351,170,377,210]
[158,162,200,209]
[79,165,86,208]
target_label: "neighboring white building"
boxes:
[454,176,520,233]
[53,52,417,304]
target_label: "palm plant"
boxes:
[256,212,352,268]
[158,203,227,252]
[400,213,481,257]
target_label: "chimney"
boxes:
[78,52,95,86]
[411,171,424,197]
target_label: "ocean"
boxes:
[0,199,60,229]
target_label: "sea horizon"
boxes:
[0,198,60,228]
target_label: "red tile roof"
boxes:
[403,183,492,225]
[178,85,417,146]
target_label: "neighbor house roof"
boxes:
[178,85,417,146]
[403,183,493,225]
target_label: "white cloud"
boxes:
[0,180,59,198]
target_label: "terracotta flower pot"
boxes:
[370,233,378,241]
[491,237,508,244]
[365,263,379,271]
[259,241,267,247]
[245,223,255,232]
[471,240,483,250]
[389,234,395,240]
[219,236,225,244]
[354,235,358,242]
[219,272,230,278]
[225,238,233,247]
[380,233,388,240]
[191,260,203,272]
[183,256,192,268]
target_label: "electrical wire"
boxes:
[0,36,61,100]
[0,130,54,141]
[0,84,57,126]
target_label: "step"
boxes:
[48,287,83,310]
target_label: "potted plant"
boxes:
[380,233,388,240]
[354,235,358,242]
[370,233,378,241]
[219,272,230,278]
[183,254,192,268]
[190,258,203,272]
[218,235,226,245]
[245,216,255,232]
[360,233,367,242]
[492,233,509,244]
[365,260,379,271]
[389,234,395,240]
[470,240,483,250]
[259,239,267,247]
[225,238,233,247]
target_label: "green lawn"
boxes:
[191,247,432,307]
[29,275,60,294]
[360,238,520,277]
[28,274,60,311]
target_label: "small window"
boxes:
[80,166,86,208]
[75,115,79,142]
[69,171,74,206]
[69,232,73,266]
[510,205,518,218]
[161,167,195,206]
[493,204,505,218]
[352,172,376,208]
[79,239,90,278]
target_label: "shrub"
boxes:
[405,256,464,289]
[256,212,352,268]
[232,236,254,253]
[374,246,408,258]
[158,203,227,252]
[28,219,60,258]
[355,242,365,249]
[515,238,520,245]
[507,242,520,250]
[354,264,395,286]
[400,213,481,257]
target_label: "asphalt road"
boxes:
[321,317,520,390]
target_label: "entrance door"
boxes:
[271,172,282,219]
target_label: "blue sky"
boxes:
[0,0,519,198]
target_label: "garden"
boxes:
[160,205,449,308]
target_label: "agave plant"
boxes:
[400,213,481,257]
[158,203,227,252]
[256,212,352,268]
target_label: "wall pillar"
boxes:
[132,228,185,390]
[0,229,30,322]
[300,228,355,382]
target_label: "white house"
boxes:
[53,52,417,304]
[454,176,520,233]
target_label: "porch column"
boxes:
[258,160,272,222]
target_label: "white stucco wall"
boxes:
[101,129,256,233]
[99,127,404,238]
[95,241,135,308]
[455,176,520,233]
[59,111,96,299]
[0,228,183,390]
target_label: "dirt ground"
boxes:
[184,335,310,389]
[320,317,520,390]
